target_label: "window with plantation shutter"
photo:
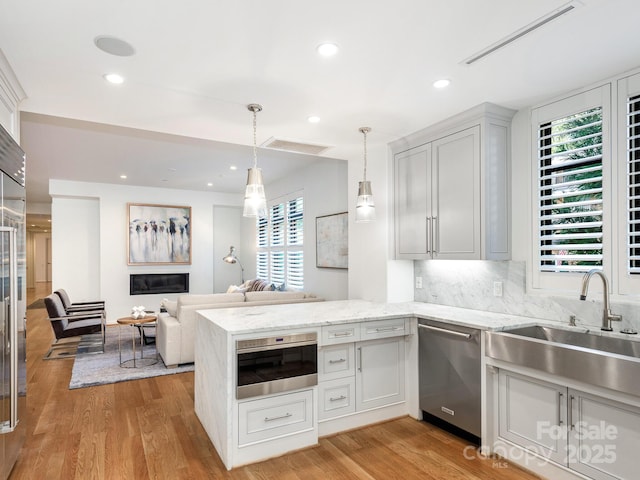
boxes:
[256,193,304,289]
[628,94,640,275]
[537,107,604,273]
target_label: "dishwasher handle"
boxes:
[418,323,472,339]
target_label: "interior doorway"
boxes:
[26,213,52,289]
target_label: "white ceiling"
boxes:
[2,0,640,206]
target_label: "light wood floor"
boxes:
[10,283,541,479]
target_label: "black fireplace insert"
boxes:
[130,273,189,295]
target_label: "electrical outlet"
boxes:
[415,276,423,289]
[493,281,503,297]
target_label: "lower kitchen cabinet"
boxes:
[318,320,408,422]
[356,337,405,411]
[498,369,640,480]
[238,389,314,446]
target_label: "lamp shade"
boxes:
[355,180,375,223]
[243,167,267,218]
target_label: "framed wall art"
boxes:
[316,212,348,269]
[128,203,192,265]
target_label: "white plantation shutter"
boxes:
[538,107,604,273]
[628,94,640,274]
[255,193,304,288]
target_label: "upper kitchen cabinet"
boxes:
[391,103,515,260]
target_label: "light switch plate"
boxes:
[493,281,503,297]
[415,276,423,289]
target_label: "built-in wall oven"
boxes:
[236,332,318,399]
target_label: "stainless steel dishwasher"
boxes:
[418,318,481,441]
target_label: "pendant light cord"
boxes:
[359,126,371,181]
[252,108,258,169]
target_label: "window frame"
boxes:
[256,191,304,290]
[530,85,612,292]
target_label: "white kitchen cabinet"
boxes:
[498,370,567,465]
[356,337,405,411]
[569,389,640,480]
[498,369,640,480]
[392,102,514,260]
[238,389,314,446]
[318,320,407,421]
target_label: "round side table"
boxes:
[117,315,158,368]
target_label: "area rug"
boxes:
[27,298,46,309]
[69,326,194,389]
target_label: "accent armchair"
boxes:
[44,294,105,358]
[54,288,106,314]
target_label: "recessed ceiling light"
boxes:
[307,116,321,123]
[207,182,213,187]
[317,43,339,57]
[104,73,125,84]
[433,78,451,89]
[229,165,237,171]
[120,175,127,179]
[94,36,136,57]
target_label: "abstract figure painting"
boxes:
[128,203,192,265]
[316,212,348,269]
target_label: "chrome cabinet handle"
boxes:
[374,326,402,333]
[329,395,347,402]
[357,346,362,372]
[569,395,575,430]
[433,216,439,254]
[426,216,432,254]
[264,412,292,422]
[332,331,352,338]
[328,358,346,364]
[558,392,564,426]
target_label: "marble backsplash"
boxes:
[414,260,640,333]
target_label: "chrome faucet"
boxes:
[579,269,622,331]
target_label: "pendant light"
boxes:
[243,103,267,218]
[355,127,375,223]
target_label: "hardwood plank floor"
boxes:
[11,283,541,479]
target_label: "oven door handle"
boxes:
[237,339,318,354]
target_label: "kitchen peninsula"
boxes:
[193,299,538,470]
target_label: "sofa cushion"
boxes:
[245,279,275,292]
[245,291,308,302]
[178,293,245,307]
[161,299,178,316]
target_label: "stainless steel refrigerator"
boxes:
[0,123,26,480]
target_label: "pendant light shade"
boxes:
[243,104,267,218]
[355,127,375,223]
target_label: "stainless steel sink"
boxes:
[486,325,640,397]
[502,325,640,358]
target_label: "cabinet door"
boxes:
[432,126,480,259]
[356,337,405,411]
[395,144,431,258]
[498,370,566,465]
[568,389,640,480]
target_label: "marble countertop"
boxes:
[197,299,545,335]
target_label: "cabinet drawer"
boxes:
[238,389,314,446]
[319,343,355,381]
[318,377,356,420]
[360,318,408,340]
[321,324,360,345]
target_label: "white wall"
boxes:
[50,179,241,321]
[265,158,349,301]
[213,205,250,291]
[347,143,414,303]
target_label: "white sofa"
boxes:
[156,291,323,367]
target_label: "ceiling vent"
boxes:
[261,137,332,156]
[462,1,580,65]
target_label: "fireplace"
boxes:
[130,273,189,295]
